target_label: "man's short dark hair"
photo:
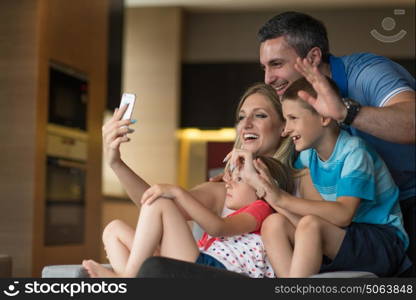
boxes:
[258,11,330,63]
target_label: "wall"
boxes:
[32,0,108,277]
[183,7,415,62]
[179,6,415,189]
[109,5,415,194]
[120,7,182,187]
[99,6,183,263]
[0,0,42,277]
[0,0,108,276]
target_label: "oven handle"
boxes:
[56,159,86,170]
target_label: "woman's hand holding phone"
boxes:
[102,93,136,166]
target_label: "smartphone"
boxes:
[119,93,136,121]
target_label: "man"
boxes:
[139,11,415,277]
[257,12,415,269]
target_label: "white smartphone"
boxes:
[119,93,136,121]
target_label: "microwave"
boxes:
[48,62,88,131]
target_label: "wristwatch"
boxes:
[339,98,361,126]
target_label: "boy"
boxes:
[260,74,411,277]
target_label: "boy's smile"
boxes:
[282,100,324,153]
[291,134,301,144]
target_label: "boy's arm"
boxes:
[276,169,326,227]
[142,184,257,237]
[253,159,324,227]
[273,206,303,227]
[255,157,360,227]
[269,190,361,227]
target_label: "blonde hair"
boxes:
[233,83,297,172]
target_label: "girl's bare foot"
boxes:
[82,259,119,278]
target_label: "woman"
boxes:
[100,83,320,274]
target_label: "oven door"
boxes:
[44,157,86,246]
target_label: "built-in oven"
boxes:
[44,157,86,246]
[44,123,88,246]
[45,61,89,246]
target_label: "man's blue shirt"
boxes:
[330,53,415,200]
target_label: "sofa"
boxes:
[41,259,378,278]
[41,221,380,278]
[42,197,416,279]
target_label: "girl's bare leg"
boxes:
[102,219,135,274]
[84,198,200,277]
[289,215,346,277]
[261,213,295,277]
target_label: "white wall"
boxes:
[120,7,182,187]
[104,5,414,197]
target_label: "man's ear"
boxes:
[306,47,322,67]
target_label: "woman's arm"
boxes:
[102,106,151,206]
[108,164,226,214]
[189,182,227,216]
[103,106,228,210]
[109,160,151,206]
[141,184,257,237]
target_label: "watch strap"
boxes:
[340,98,361,126]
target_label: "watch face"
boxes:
[345,98,354,107]
[344,98,360,108]
[341,98,361,126]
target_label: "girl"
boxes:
[83,156,293,278]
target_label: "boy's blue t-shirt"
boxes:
[294,129,409,249]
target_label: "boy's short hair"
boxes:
[281,77,341,114]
